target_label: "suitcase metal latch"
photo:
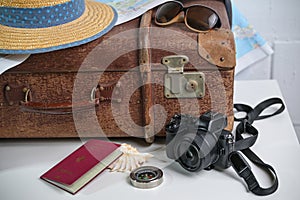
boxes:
[163,55,205,99]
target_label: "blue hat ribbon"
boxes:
[0,0,85,28]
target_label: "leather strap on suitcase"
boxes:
[139,10,155,143]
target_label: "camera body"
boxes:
[166,111,234,172]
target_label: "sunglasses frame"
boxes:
[155,0,221,33]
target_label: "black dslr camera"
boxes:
[166,111,234,172]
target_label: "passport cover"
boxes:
[40,139,122,194]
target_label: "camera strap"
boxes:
[230,97,285,196]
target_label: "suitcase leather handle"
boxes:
[19,82,122,115]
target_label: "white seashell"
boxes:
[108,143,153,172]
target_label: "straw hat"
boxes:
[0,0,117,54]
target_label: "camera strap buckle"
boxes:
[230,151,279,196]
[230,152,259,191]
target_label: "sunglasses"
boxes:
[155,1,221,32]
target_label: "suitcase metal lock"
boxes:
[163,55,205,99]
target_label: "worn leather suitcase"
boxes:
[0,0,235,142]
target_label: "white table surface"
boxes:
[1,80,299,200]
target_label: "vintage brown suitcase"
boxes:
[0,0,235,142]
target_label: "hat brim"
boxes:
[0,1,117,54]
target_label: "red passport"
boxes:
[41,139,122,194]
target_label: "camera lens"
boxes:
[178,143,201,171]
[186,149,194,160]
[172,134,202,172]
[174,132,220,172]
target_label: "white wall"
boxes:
[234,0,300,142]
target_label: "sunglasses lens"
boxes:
[186,7,220,31]
[156,2,182,24]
